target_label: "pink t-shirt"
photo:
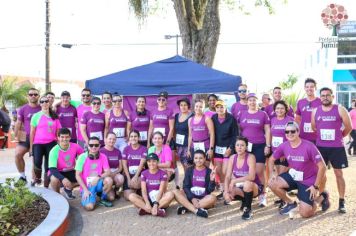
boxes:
[31,111,61,144]
[148,144,172,164]
[350,109,356,130]
[48,143,84,172]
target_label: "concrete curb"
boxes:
[28,187,69,236]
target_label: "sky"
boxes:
[0,0,354,97]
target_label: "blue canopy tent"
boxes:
[85,55,241,95]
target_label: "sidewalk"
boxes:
[1,148,356,236]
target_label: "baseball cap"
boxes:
[158,91,168,99]
[146,153,159,161]
[61,91,71,97]
[214,100,226,107]
[247,93,258,99]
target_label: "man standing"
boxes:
[45,91,56,108]
[311,87,352,213]
[14,88,41,182]
[265,87,294,119]
[56,91,78,143]
[231,84,248,121]
[74,88,92,148]
[260,93,271,111]
[295,78,322,143]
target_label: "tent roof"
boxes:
[85,55,241,95]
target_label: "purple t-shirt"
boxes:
[232,153,261,185]
[56,105,77,139]
[129,110,150,141]
[108,110,128,138]
[271,116,294,152]
[190,115,210,150]
[315,105,344,147]
[100,147,122,169]
[150,107,174,139]
[239,110,270,144]
[141,169,167,197]
[17,104,41,135]
[296,98,322,141]
[265,103,294,119]
[122,145,147,175]
[80,111,105,145]
[191,168,207,197]
[273,139,323,187]
[76,104,91,141]
[231,101,248,121]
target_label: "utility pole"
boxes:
[164,34,181,55]
[45,0,51,92]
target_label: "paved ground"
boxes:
[1,148,356,236]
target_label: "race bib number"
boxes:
[129,166,139,175]
[215,146,227,155]
[110,168,118,173]
[289,168,304,181]
[320,129,335,141]
[113,128,125,138]
[193,142,205,152]
[153,128,165,136]
[90,131,103,140]
[247,142,253,152]
[139,131,148,141]
[149,190,159,202]
[235,182,244,188]
[86,176,96,186]
[303,123,313,133]
[176,134,185,145]
[190,186,206,196]
[272,136,283,148]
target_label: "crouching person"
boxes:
[49,128,83,199]
[75,136,115,211]
[173,150,217,218]
[128,153,174,217]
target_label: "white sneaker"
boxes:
[258,193,267,207]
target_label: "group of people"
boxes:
[10,77,355,220]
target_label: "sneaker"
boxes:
[98,199,113,207]
[30,178,42,187]
[63,188,76,200]
[216,191,224,200]
[241,208,252,220]
[18,176,27,183]
[320,192,330,212]
[274,199,284,205]
[279,201,297,215]
[177,206,187,215]
[278,201,287,209]
[157,208,166,217]
[139,208,150,216]
[196,208,208,218]
[338,199,346,214]
[258,193,267,207]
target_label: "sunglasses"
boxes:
[88,143,100,147]
[238,90,247,93]
[82,94,91,97]
[92,102,101,105]
[157,98,166,102]
[40,100,49,104]
[28,93,39,97]
[285,130,297,134]
[112,99,122,103]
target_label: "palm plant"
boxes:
[0,76,32,111]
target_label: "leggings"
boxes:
[33,141,57,178]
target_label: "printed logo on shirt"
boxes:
[91,163,98,169]
[48,121,53,126]
[242,118,261,124]
[315,154,321,160]
[302,106,314,112]
[153,114,168,120]
[233,170,248,177]
[129,154,143,160]
[193,176,205,182]
[317,115,336,122]
[60,112,74,117]
[89,118,104,124]
[272,124,285,130]
[110,118,126,122]
[193,126,206,131]
[287,155,305,162]
[147,179,160,186]
[108,156,118,161]
[65,155,70,161]
[135,117,149,122]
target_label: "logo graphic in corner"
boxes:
[321,4,348,36]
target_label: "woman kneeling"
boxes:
[128,153,174,217]
[224,137,263,220]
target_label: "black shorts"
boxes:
[49,170,77,183]
[274,157,288,167]
[317,146,348,169]
[279,172,314,206]
[251,143,266,164]
[123,174,141,191]
[18,135,30,149]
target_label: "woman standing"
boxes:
[187,99,215,165]
[224,137,263,220]
[127,96,150,147]
[122,130,147,200]
[30,95,62,187]
[211,100,238,198]
[80,97,106,147]
[104,93,129,153]
[238,93,271,207]
[349,99,356,156]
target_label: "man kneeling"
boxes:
[75,136,115,211]
[268,122,330,218]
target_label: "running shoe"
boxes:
[279,201,297,215]
[18,176,27,184]
[320,191,330,212]
[258,193,267,207]
[177,206,187,215]
[98,199,113,207]
[63,188,76,200]
[157,209,166,217]
[274,199,284,205]
[196,208,208,218]
[241,208,252,220]
[216,191,224,200]
[30,178,42,187]
[139,208,150,216]
[338,199,346,214]
[278,201,287,209]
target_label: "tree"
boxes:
[129,0,281,67]
[0,76,32,111]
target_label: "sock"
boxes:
[20,172,26,178]
[243,191,253,210]
[174,168,179,186]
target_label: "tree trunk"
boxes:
[173,0,220,67]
